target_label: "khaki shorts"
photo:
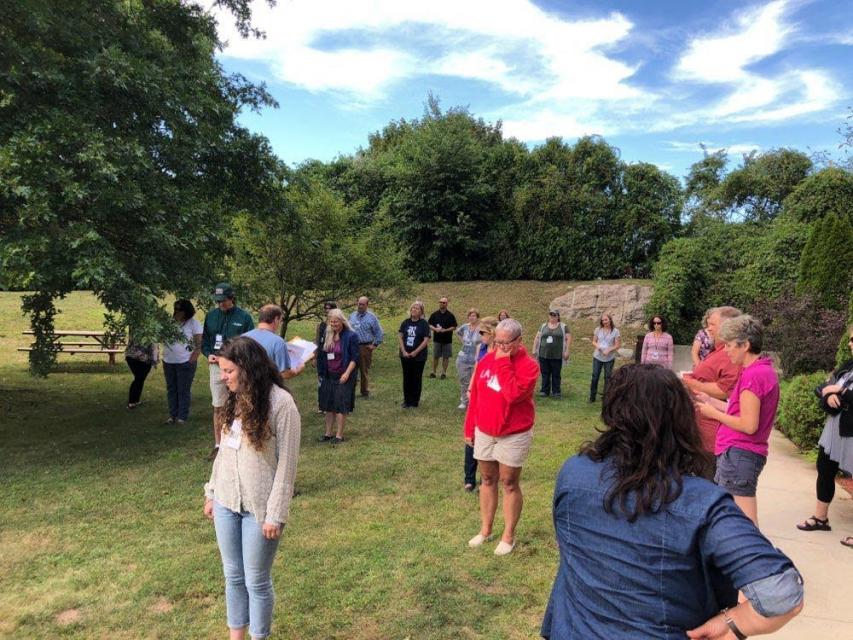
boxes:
[209,362,229,407]
[473,427,533,468]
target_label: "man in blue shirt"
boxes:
[243,304,305,380]
[348,296,383,397]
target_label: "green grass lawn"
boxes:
[0,283,627,639]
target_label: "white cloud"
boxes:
[214,1,640,103]
[669,0,840,128]
[675,0,792,84]
[212,0,845,142]
[665,141,761,155]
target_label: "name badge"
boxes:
[546,336,554,344]
[652,352,659,359]
[327,352,335,360]
[214,333,224,351]
[487,375,502,392]
[225,418,242,450]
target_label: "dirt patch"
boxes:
[55,608,82,625]
[150,597,174,614]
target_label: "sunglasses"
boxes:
[494,336,520,347]
[479,330,491,336]
[653,321,662,325]
[549,312,558,316]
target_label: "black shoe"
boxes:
[588,397,595,403]
[440,373,447,380]
[318,434,333,442]
[332,436,345,445]
[360,392,370,398]
[539,391,548,398]
[552,394,562,400]
[429,373,436,378]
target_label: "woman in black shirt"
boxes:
[398,301,431,408]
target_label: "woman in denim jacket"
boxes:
[542,364,803,639]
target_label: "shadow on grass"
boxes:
[2,378,213,474]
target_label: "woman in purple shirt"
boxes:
[696,315,779,526]
[317,309,360,444]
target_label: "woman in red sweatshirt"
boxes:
[464,318,540,556]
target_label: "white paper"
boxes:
[287,337,317,368]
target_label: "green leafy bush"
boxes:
[776,371,830,451]
[798,213,853,309]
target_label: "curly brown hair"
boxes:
[219,337,287,451]
[581,364,713,522]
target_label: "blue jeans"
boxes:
[213,502,281,639]
[163,361,197,420]
[589,358,614,401]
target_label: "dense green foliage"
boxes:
[322,100,683,282]
[776,372,829,451]
[0,0,280,375]
[227,172,412,334]
[649,146,853,353]
[798,213,853,309]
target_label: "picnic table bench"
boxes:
[18,330,127,365]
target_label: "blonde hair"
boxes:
[410,300,425,317]
[467,307,480,319]
[323,308,351,352]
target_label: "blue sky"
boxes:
[213,0,853,179]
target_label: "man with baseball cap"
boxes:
[201,282,254,460]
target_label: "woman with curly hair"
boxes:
[203,337,301,640]
[542,364,803,639]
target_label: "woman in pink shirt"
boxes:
[696,315,779,526]
[640,314,673,368]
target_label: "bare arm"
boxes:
[691,339,701,366]
[699,389,761,434]
[688,600,803,638]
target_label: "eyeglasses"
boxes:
[548,312,558,316]
[494,336,520,347]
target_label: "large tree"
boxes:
[0,0,279,375]
[228,172,413,336]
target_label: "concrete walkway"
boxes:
[758,430,853,637]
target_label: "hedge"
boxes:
[776,371,829,451]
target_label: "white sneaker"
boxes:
[468,533,494,548]
[457,403,467,410]
[494,540,515,556]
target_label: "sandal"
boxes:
[841,536,853,548]
[796,515,831,531]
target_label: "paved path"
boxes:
[758,430,853,637]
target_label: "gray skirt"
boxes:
[318,372,357,414]
[818,416,853,473]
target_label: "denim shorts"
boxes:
[715,446,767,497]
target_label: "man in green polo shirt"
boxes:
[201,282,254,460]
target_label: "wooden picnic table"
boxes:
[19,330,127,365]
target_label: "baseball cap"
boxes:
[213,282,235,302]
